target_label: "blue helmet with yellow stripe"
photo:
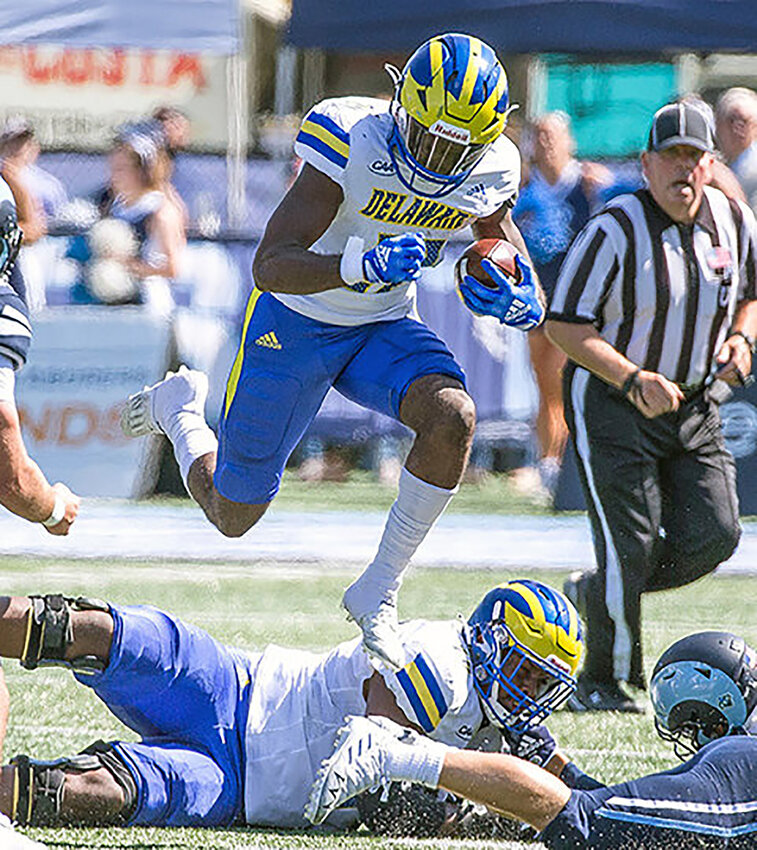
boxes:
[387,32,513,198]
[466,579,583,732]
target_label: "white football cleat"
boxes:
[120,365,208,438]
[0,813,46,849]
[306,716,408,825]
[342,583,406,670]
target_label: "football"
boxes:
[455,238,521,289]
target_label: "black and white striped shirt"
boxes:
[549,186,757,387]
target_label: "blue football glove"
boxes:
[458,254,544,330]
[503,724,557,768]
[360,233,426,292]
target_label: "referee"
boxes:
[546,101,757,712]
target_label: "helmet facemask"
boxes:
[387,72,494,198]
[653,705,730,761]
[468,620,577,733]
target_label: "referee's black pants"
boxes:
[563,364,741,687]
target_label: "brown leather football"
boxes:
[456,238,521,289]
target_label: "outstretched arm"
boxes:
[438,748,570,831]
[306,716,571,832]
[0,402,79,534]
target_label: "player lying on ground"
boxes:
[120,32,545,671]
[308,631,757,847]
[0,580,581,830]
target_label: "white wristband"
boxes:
[41,491,66,527]
[339,235,366,285]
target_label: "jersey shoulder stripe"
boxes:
[0,288,31,370]
[297,112,350,169]
[396,652,449,732]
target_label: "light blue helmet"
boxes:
[650,631,757,759]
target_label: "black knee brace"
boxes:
[20,594,110,673]
[11,742,137,827]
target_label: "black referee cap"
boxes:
[647,102,715,153]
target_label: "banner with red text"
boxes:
[0,45,229,150]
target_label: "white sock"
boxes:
[356,468,457,608]
[386,738,448,788]
[165,412,218,489]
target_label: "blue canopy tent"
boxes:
[288,0,757,54]
[0,0,239,52]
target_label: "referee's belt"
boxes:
[677,382,708,403]
[676,379,732,404]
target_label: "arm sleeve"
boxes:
[547,214,622,324]
[294,99,351,187]
[560,761,606,790]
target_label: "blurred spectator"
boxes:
[0,118,69,311]
[0,117,67,231]
[89,131,185,313]
[153,105,191,156]
[715,87,757,212]
[152,106,191,226]
[513,112,625,495]
[677,94,746,204]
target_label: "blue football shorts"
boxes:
[541,736,757,848]
[74,604,258,828]
[215,290,466,504]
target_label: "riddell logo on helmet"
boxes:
[429,120,470,144]
[548,654,573,676]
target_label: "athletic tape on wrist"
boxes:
[340,235,366,285]
[41,491,66,527]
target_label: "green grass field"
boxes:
[2,540,755,850]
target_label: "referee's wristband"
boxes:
[620,367,641,397]
[41,491,66,527]
[730,330,756,354]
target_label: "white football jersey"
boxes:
[273,96,521,326]
[242,618,483,827]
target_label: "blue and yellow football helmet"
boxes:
[650,631,757,759]
[386,32,513,198]
[466,579,583,732]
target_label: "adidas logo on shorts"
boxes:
[255,332,282,350]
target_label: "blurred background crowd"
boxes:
[2,0,757,503]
